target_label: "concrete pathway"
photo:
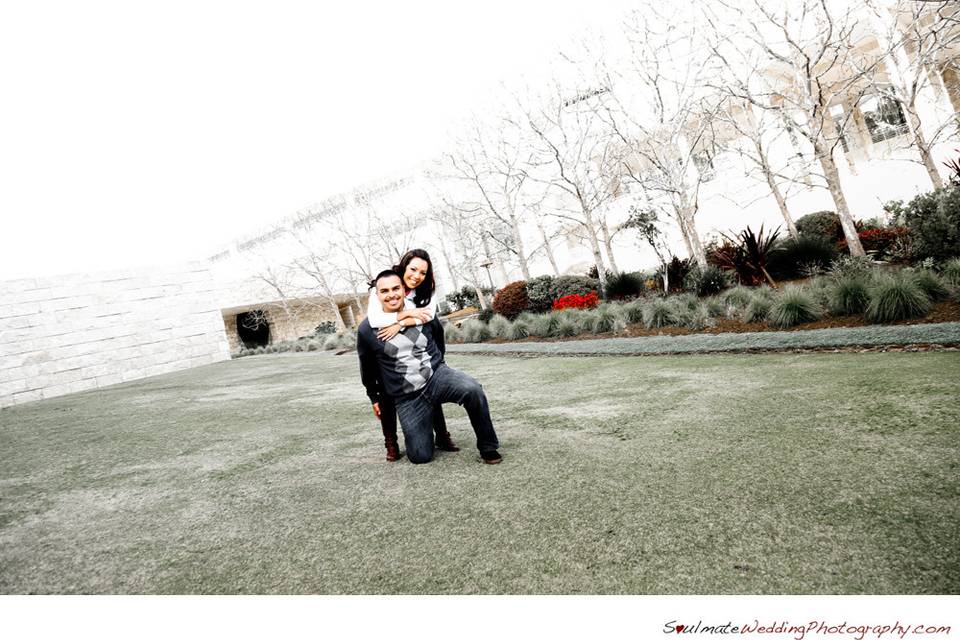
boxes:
[447,321,960,357]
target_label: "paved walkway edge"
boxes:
[446,321,960,357]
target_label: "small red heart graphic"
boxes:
[676,625,685,633]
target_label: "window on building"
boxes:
[859,93,910,143]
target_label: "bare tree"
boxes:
[704,0,882,256]
[512,79,622,290]
[863,0,960,189]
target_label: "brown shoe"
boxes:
[435,432,460,452]
[385,438,402,462]
[480,450,503,465]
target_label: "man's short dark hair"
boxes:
[372,269,402,289]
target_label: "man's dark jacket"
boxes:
[356,317,446,405]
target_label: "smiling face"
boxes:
[376,274,405,313]
[402,257,429,291]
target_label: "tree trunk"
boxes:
[755,139,799,238]
[509,212,531,280]
[600,221,620,276]
[905,102,944,189]
[474,285,489,310]
[580,202,608,290]
[436,233,461,292]
[678,191,707,268]
[813,139,866,256]
[536,216,561,276]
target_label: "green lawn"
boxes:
[1,351,958,594]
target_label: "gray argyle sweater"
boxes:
[356,318,445,404]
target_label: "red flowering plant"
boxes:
[552,291,599,311]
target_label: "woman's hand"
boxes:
[408,308,432,323]
[377,323,404,341]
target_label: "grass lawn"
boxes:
[1,350,958,594]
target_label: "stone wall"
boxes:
[0,262,231,408]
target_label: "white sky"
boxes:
[0,0,636,281]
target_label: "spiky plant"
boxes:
[827,276,871,315]
[445,325,464,343]
[643,299,677,329]
[866,274,932,323]
[461,320,491,343]
[682,304,710,330]
[589,305,620,333]
[705,297,727,318]
[722,285,753,310]
[767,288,822,328]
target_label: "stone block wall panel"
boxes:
[0,262,231,408]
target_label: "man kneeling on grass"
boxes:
[357,269,503,465]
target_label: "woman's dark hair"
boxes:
[393,248,435,308]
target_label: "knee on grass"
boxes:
[407,445,435,464]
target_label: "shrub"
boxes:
[654,256,692,293]
[885,186,960,262]
[865,274,933,323]
[323,334,342,350]
[910,269,950,301]
[313,321,337,336]
[477,308,494,323]
[942,258,960,287]
[491,281,530,319]
[525,276,556,313]
[550,276,602,303]
[768,234,839,280]
[767,288,822,328]
[445,285,495,311]
[744,296,773,323]
[437,301,452,316]
[643,299,677,329]
[604,271,646,300]
[488,314,512,338]
[837,227,909,262]
[507,319,530,340]
[827,276,871,315]
[830,255,876,279]
[795,211,843,241]
[683,264,731,297]
[683,304,710,330]
[552,291,600,311]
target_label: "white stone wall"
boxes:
[0,262,231,408]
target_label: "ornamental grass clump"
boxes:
[554,317,579,337]
[705,297,727,318]
[826,276,871,316]
[744,296,773,324]
[461,320,492,343]
[767,287,822,328]
[507,318,530,340]
[942,258,960,287]
[681,303,710,330]
[911,269,950,302]
[445,324,464,343]
[323,334,342,350]
[529,314,558,338]
[722,286,753,310]
[589,305,623,333]
[488,314,512,338]
[865,274,932,323]
[643,299,677,329]
[622,300,645,324]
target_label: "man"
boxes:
[357,269,503,465]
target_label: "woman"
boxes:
[366,248,459,461]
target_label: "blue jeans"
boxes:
[395,363,500,464]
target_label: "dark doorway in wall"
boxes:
[236,311,270,348]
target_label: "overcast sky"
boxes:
[0,0,636,281]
